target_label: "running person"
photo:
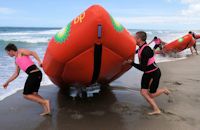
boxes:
[3,43,51,116]
[124,31,170,115]
[188,31,199,55]
[149,36,167,52]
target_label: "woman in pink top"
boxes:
[3,43,50,116]
[149,36,167,52]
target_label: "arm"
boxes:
[148,39,154,45]
[3,64,20,89]
[131,55,149,71]
[161,40,167,45]
[19,48,42,67]
[123,58,134,65]
[132,47,153,71]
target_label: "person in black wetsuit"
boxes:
[188,31,199,55]
[124,31,170,115]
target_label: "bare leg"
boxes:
[194,48,198,55]
[32,92,50,115]
[40,100,51,116]
[24,94,51,116]
[190,47,194,55]
[140,89,161,115]
[149,88,170,98]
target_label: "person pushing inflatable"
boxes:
[124,31,170,115]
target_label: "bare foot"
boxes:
[41,103,48,113]
[40,111,51,116]
[164,89,170,95]
[40,100,51,116]
[148,110,161,115]
[44,100,51,114]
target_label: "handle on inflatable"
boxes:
[98,24,102,39]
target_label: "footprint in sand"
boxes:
[188,78,200,82]
[168,97,174,103]
[10,107,17,112]
[167,93,175,103]
[163,81,182,86]
[111,103,136,115]
[161,109,186,122]
[71,112,83,120]
[173,81,182,85]
[89,111,105,116]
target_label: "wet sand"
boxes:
[0,55,200,130]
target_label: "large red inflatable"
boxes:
[43,5,136,88]
[163,34,195,53]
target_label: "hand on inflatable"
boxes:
[123,59,133,65]
[38,62,43,68]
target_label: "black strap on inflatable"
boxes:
[91,24,102,84]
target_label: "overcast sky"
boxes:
[0,0,200,30]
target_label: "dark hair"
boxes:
[154,36,158,40]
[188,31,196,38]
[5,43,18,51]
[188,31,192,34]
[136,31,147,41]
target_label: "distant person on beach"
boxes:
[148,36,167,52]
[188,31,199,55]
[123,31,170,115]
[3,43,51,116]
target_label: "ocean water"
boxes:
[0,27,199,101]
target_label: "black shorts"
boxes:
[23,71,42,95]
[153,44,162,50]
[141,68,161,93]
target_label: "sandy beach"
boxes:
[1,0,200,129]
[0,53,200,130]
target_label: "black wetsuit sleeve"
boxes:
[131,46,154,71]
[135,49,139,54]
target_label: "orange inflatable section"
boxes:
[163,34,195,53]
[43,5,136,88]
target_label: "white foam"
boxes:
[37,30,59,35]
[0,81,53,101]
[0,29,58,43]
[18,37,50,43]
[0,36,51,43]
[0,87,23,101]
[0,29,58,36]
[156,56,187,63]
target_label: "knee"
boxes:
[149,93,154,98]
[140,89,148,97]
[23,94,29,99]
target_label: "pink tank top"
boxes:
[138,44,155,66]
[138,44,158,73]
[15,56,34,72]
[154,38,161,45]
